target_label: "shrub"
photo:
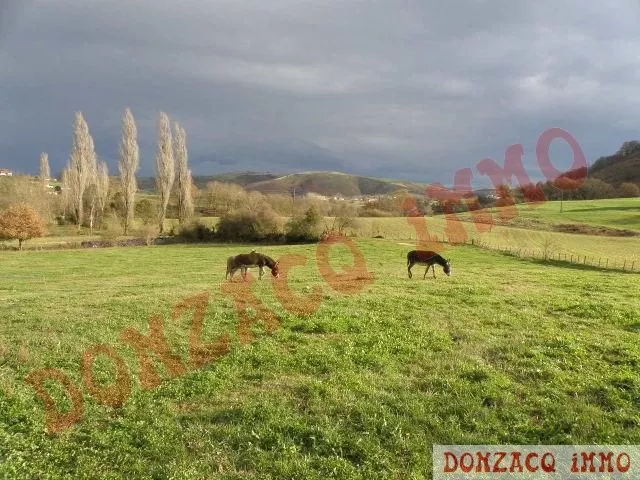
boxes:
[135,199,159,225]
[177,219,215,242]
[325,202,359,236]
[108,191,126,218]
[100,212,122,240]
[286,206,323,242]
[216,206,282,242]
[618,182,640,198]
[134,224,158,246]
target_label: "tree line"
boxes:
[55,109,194,235]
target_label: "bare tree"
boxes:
[539,233,559,260]
[118,108,140,235]
[39,152,50,185]
[60,167,72,222]
[68,112,97,230]
[95,160,110,228]
[85,136,99,235]
[156,112,174,233]
[173,122,194,225]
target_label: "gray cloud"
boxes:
[1,0,639,187]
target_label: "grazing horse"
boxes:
[225,250,280,281]
[407,250,452,279]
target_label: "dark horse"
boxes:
[407,250,452,279]
[226,250,280,281]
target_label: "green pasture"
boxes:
[452,198,640,233]
[1,240,639,479]
[513,198,640,231]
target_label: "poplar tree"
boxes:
[173,122,194,225]
[39,152,50,185]
[156,112,174,233]
[95,160,110,228]
[68,112,96,230]
[118,108,140,235]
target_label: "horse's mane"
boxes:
[432,253,447,264]
[244,251,276,268]
[261,254,276,268]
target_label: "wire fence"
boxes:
[470,239,639,272]
[394,232,639,273]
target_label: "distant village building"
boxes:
[306,192,328,201]
[0,168,13,176]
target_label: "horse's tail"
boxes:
[225,256,234,278]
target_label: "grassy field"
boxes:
[514,198,640,231]
[453,198,640,233]
[1,239,639,479]
[6,211,640,272]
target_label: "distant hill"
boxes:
[137,170,430,197]
[137,172,279,192]
[590,141,640,186]
[243,171,429,197]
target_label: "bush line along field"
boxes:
[1,239,639,479]
[5,198,640,271]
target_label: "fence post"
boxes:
[623,259,627,271]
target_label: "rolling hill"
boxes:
[243,171,429,197]
[139,170,431,197]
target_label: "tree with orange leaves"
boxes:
[0,203,48,250]
[553,176,581,213]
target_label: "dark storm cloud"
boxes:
[1,0,639,185]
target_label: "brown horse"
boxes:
[407,250,452,279]
[226,250,280,281]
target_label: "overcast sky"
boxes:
[1,0,639,187]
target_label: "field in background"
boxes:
[1,240,639,479]
[515,198,640,231]
[454,198,640,233]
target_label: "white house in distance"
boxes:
[0,168,13,176]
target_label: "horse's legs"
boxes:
[259,266,264,280]
[432,264,436,278]
[423,265,428,279]
[408,262,413,278]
